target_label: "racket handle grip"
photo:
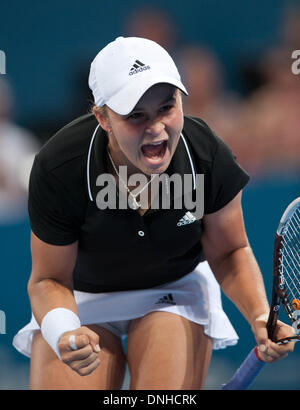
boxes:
[222,347,266,390]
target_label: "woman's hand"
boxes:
[252,313,295,363]
[58,326,101,376]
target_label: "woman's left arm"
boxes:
[201,190,294,362]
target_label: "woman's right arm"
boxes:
[28,231,79,323]
[28,231,101,375]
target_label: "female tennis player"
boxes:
[13,36,294,390]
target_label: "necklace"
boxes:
[107,148,158,210]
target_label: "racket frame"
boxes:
[268,198,300,343]
[222,197,300,390]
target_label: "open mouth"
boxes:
[141,140,167,160]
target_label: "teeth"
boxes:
[149,141,164,146]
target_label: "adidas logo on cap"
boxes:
[129,60,151,76]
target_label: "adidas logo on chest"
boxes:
[177,211,196,227]
[129,60,151,75]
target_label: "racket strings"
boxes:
[281,207,300,306]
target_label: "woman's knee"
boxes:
[126,312,213,389]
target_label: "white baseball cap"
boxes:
[88,36,188,115]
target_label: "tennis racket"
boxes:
[222,197,300,390]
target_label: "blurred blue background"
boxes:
[0,0,299,390]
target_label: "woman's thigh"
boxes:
[29,324,126,390]
[126,311,213,390]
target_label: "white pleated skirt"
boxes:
[13,261,238,358]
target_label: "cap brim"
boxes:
[106,76,188,115]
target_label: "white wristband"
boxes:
[40,308,81,359]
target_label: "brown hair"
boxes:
[89,101,108,118]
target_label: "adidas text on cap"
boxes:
[88,36,188,115]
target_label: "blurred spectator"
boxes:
[178,46,244,142]
[281,5,300,49]
[124,6,178,52]
[230,5,300,177]
[0,78,39,223]
[177,5,300,179]
[232,46,300,176]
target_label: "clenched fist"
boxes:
[58,326,101,376]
